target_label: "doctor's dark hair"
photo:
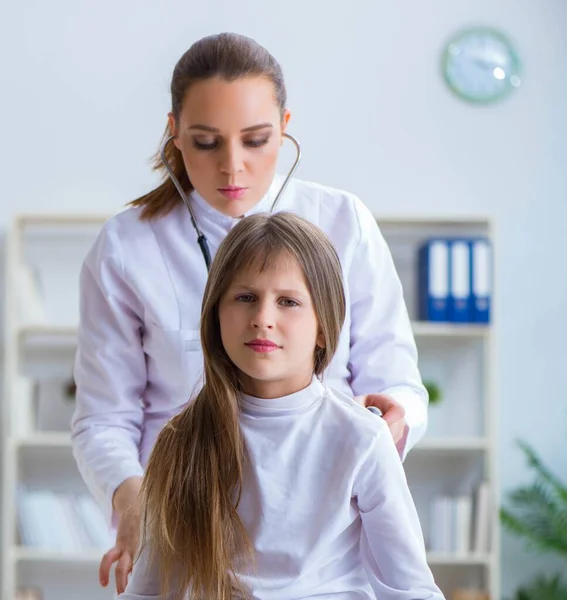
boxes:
[139,212,346,600]
[130,32,287,220]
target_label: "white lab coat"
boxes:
[71,173,428,527]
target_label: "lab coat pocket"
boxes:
[181,329,205,400]
[144,324,204,405]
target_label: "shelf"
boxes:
[15,436,488,452]
[17,322,491,339]
[15,214,110,228]
[426,552,492,566]
[14,437,489,453]
[11,547,102,563]
[13,433,72,449]
[414,437,489,452]
[375,214,491,227]
[411,322,489,338]
[18,324,77,345]
[16,325,79,377]
[16,322,489,343]
[12,548,490,567]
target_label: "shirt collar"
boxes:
[239,375,326,417]
[188,174,284,228]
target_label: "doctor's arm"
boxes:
[71,227,146,525]
[355,420,445,600]
[348,199,428,458]
[71,227,147,588]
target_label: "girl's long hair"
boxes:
[139,212,346,600]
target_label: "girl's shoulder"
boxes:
[319,384,391,448]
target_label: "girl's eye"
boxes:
[236,294,255,303]
[280,298,299,307]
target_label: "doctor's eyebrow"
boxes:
[188,123,273,133]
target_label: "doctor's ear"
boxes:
[167,113,181,150]
[280,109,291,144]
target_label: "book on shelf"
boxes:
[472,481,491,554]
[15,588,43,600]
[428,481,491,555]
[18,265,47,326]
[418,237,492,324]
[17,488,112,553]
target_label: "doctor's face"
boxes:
[169,76,291,218]
[218,255,324,399]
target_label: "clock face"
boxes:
[442,27,522,104]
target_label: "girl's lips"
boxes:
[245,340,280,353]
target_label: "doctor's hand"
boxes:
[355,393,408,454]
[100,476,143,595]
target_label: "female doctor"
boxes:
[71,31,428,595]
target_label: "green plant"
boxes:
[500,439,567,599]
[63,376,76,401]
[511,574,567,600]
[423,380,442,405]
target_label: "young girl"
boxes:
[120,212,444,600]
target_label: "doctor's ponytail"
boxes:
[129,32,287,220]
[139,212,346,600]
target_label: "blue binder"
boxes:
[448,239,473,322]
[418,239,449,321]
[470,238,492,323]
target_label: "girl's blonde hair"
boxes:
[140,211,346,600]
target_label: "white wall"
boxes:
[1,0,566,596]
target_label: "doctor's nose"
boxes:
[219,142,245,177]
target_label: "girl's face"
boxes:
[169,76,291,218]
[218,254,324,399]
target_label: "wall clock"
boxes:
[442,27,522,104]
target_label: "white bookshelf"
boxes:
[12,547,104,564]
[378,215,498,600]
[426,553,492,566]
[12,433,73,449]
[412,321,489,338]
[1,212,498,600]
[1,214,114,600]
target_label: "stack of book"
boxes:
[418,238,492,323]
[428,481,491,555]
[17,487,112,552]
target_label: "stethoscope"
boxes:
[160,132,302,271]
[161,134,384,421]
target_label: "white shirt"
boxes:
[71,174,428,527]
[120,377,444,600]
